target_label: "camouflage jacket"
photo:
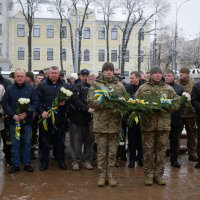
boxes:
[176,77,196,117]
[88,75,126,134]
[135,79,178,132]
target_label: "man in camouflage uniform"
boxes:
[88,62,126,187]
[176,67,197,161]
[135,67,178,186]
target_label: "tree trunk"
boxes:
[78,30,82,72]
[60,21,63,71]
[106,25,109,62]
[28,26,32,72]
[138,33,141,72]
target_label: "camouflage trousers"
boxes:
[142,131,169,178]
[95,132,118,178]
[180,117,197,157]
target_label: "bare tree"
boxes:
[15,0,39,71]
[116,0,144,75]
[50,0,67,71]
[137,0,170,72]
[95,0,119,62]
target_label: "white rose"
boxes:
[18,98,25,104]
[25,98,30,104]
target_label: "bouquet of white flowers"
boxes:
[39,87,73,131]
[182,92,191,102]
[52,87,73,107]
[15,98,30,140]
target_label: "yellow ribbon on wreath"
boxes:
[93,90,110,104]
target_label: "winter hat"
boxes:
[102,62,114,72]
[150,66,163,75]
[180,67,190,75]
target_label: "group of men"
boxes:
[0,63,200,188]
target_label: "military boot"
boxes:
[108,177,117,187]
[97,177,106,187]
[144,176,153,186]
[154,176,166,185]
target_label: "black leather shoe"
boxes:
[24,165,34,172]
[58,162,67,170]
[195,162,200,169]
[189,156,198,162]
[39,163,48,171]
[8,166,20,173]
[128,161,135,168]
[171,161,181,168]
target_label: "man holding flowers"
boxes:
[135,67,179,186]
[88,62,126,187]
[2,68,38,173]
[37,66,72,171]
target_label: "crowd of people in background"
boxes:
[0,63,200,187]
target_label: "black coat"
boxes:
[2,82,39,125]
[37,77,71,125]
[68,82,91,125]
[125,81,143,98]
[191,82,200,116]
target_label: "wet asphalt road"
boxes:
[0,137,200,200]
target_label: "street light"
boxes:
[174,0,190,76]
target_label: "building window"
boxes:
[124,50,129,62]
[18,47,25,60]
[61,26,67,38]
[0,3,2,15]
[138,28,144,40]
[83,27,90,39]
[46,25,54,38]
[33,48,40,60]
[47,48,53,60]
[33,25,40,37]
[111,27,118,40]
[62,49,66,61]
[17,24,25,37]
[0,24,2,36]
[111,50,117,62]
[84,49,90,61]
[98,49,105,62]
[98,27,105,39]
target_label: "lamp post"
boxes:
[174,0,190,76]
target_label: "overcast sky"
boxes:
[166,0,200,39]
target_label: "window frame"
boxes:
[46,25,54,38]
[111,27,118,40]
[84,49,90,61]
[17,24,25,37]
[61,26,67,38]
[47,48,54,60]
[18,47,25,60]
[111,50,118,62]
[98,49,105,62]
[83,27,91,39]
[33,48,40,60]
[33,25,40,37]
[98,27,105,39]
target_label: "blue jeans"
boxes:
[10,124,31,166]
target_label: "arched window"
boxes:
[83,27,90,39]
[84,49,90,61]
